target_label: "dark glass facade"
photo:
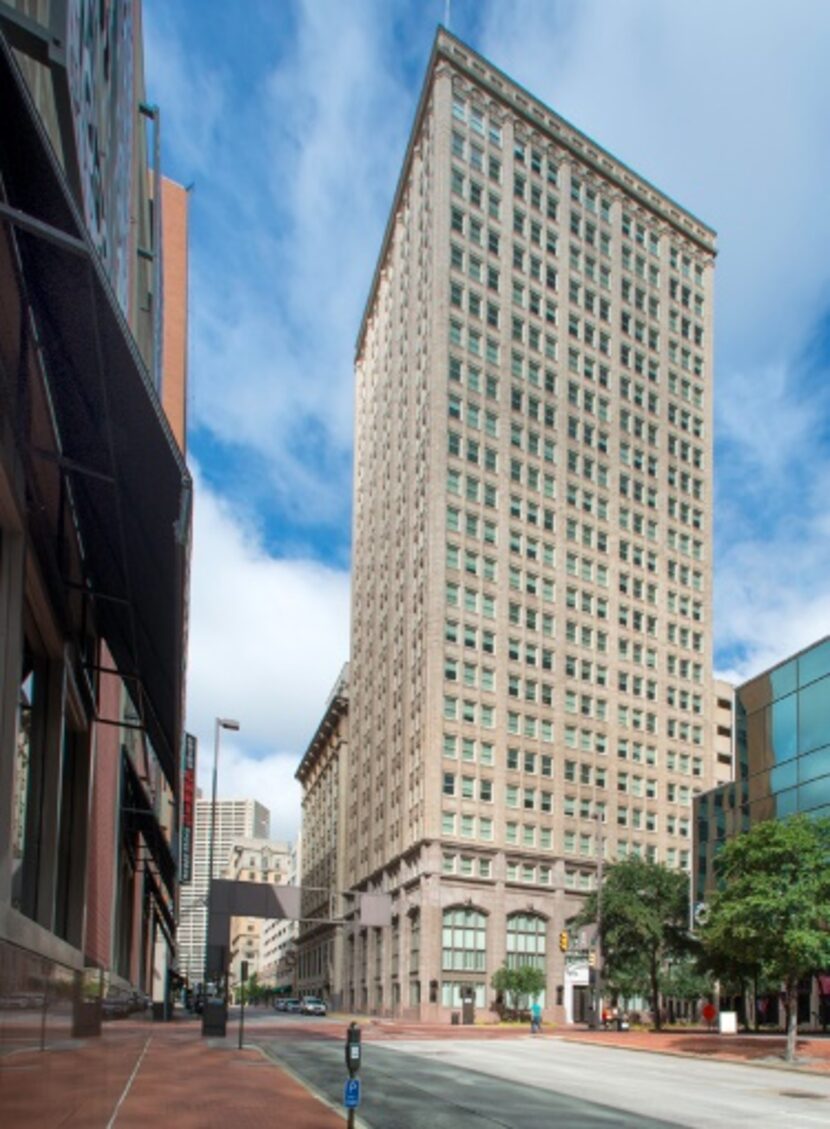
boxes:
[695,637,830,901]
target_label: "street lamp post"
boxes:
[203,717,240,1014]
[593,811,605,1028]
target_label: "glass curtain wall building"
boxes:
[695,636,830,902]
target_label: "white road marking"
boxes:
[106,1035,152,1128]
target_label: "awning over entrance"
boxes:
[0,33,190,787]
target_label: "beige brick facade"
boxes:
[295,666,349,1005]
[345,29,717,1023]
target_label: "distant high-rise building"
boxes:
[345,28,716,1022]
[261,838,302,997]
[295,665,349,1006]
[178,799,270,985]
[222,836,292,989]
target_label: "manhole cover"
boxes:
[779,1090,826,1100]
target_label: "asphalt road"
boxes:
[257,1031,830,1129]
[382,1038,830,1128]
[259,1035,680,1128]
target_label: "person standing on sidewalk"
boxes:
[530,1000,542,1034]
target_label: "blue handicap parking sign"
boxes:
[344,1077,361,1109]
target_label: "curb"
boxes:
[254,1042,371,1129]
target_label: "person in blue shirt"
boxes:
[530,1000,542,1034]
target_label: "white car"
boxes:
[301,996,327,1016]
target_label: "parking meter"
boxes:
[345,1021,361,1076]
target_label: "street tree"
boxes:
[574,856,691,1029]
[491,964,546,1013]
[700,814,830,1062]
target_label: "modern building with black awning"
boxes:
[0,1,191,1034]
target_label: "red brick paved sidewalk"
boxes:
[0,1018,345,1128]
[563,1026,830,1072]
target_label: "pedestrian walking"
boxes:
[530,1000,542,1034]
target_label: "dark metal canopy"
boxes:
[0,32,191,786]
[122,752,176,920]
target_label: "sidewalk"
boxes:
[0,1016,346,1128]
[6,1014,830,1127]
[563,1026,830,1073]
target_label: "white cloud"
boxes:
[481,0,830,366]
[185,467,350,840]
[146,0,415,528]
[143,6,229,179]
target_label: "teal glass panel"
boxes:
[770,659,797,699]
[799,774,830,812]
[774,787,799,818]
[767,693,797,763]
[770,760,797,793]
[798,676,830,755]
[799,639,830,688]
[798,745,830,785]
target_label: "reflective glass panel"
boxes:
[799,639,830,688]
[769,659,797,699]
[798,745,830,785]
[799,774,830,812]
[773,786,798,818]
[767,694,797,764]
[798,676,830,755]
[770,760,797,793]
[745,708,764,769]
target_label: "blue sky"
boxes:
[144,0,830,837]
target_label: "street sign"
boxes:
[344,1077,361,1109]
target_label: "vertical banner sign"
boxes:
[180,733,197,883]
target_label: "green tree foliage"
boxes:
[574,856,691,1029]
[701,814,830,1062]
[491,963,546,1013]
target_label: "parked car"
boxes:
[283,998,302,1013]
[301,996,327,1016]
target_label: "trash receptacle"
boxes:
[451,1011,460,1025]
[202,1000,227,1037]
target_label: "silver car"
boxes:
[301,996,327,1016]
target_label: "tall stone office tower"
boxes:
[347,29,716,1023]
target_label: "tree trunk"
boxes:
[651,954,661,1031]
[786,979,799,1064]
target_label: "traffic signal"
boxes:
[588,950,596,968]
[559,930,569,952]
